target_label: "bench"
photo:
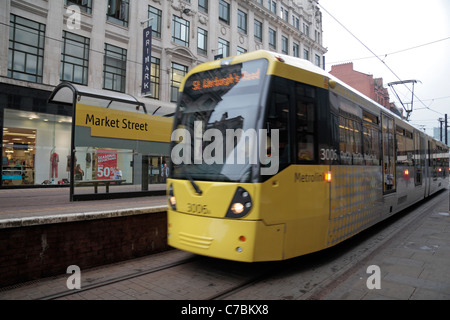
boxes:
[74,179,126,193]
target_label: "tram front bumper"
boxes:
[167,211,285,262]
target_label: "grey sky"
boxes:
[319,0,450,135]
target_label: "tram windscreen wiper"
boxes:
[183,166,203,195]
[188,175,202,195]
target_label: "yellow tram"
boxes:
[167,50,449,262]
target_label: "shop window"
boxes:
[1,109,72,186]
[2,127,36,186]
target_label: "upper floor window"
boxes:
[254,19,262,42]
[103,43,127,93]
[281,8,288,22]
[172,15,190,47]
[269,28,276,50]
[268,0,277,15]
[303,48,309,61]
[237,46,247,55]
[219,0,230,24]
[315,54,321,68]
[281,36,288,54]
[149,56,160,100]
[61,31,90,85]
[303,23,310,37]
[107,0,129,27]
[8,14,46,83]
[148,6,162,38]
[65,0,92,14]
[293,42,299,57]
[292,15,299,30]
[218,38,229,58]
[171,62,188,102]
[197,28,208,55]
[198,0,208,13]
[237,10,247,34]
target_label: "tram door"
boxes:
[381,114,396,193]
[413,130,423,187]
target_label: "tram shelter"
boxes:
[48,82,172,201]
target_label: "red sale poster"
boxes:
[96,149,117,180]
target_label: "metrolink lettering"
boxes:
[294,172,324,183]
[85,114,149,131]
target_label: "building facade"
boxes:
[329,62,402,117]
[0,0,326,188]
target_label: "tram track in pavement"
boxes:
[37,255,201,300]
[0,248,281,300]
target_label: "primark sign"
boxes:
[142,26,152,95]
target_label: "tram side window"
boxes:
[443,147,449,178]
[396,127,413,167]
[295,83,316,162]
[266,77,291,169]
[339,114,363,165]
[413,131,423,186]
[362,122,380,166]
[436,145,448,179]
[382,114,396,192]
[336,96,363,165]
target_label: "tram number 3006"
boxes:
[187,203,210,215]
[320,148,338,161]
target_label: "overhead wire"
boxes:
[314,0,444,117]
[327,36,450,65]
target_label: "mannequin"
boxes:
[50,152,59,178]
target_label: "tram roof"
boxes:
[185,50,445,144]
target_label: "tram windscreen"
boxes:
[171,59,268,182]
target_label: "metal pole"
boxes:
[445,114,448,146]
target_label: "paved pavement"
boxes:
[0,186,449,300]
[320,189,450,300]
[0,185,167,221]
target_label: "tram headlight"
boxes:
[168,184,176,210]
[231,203,244,214]
[226,187,252,218]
